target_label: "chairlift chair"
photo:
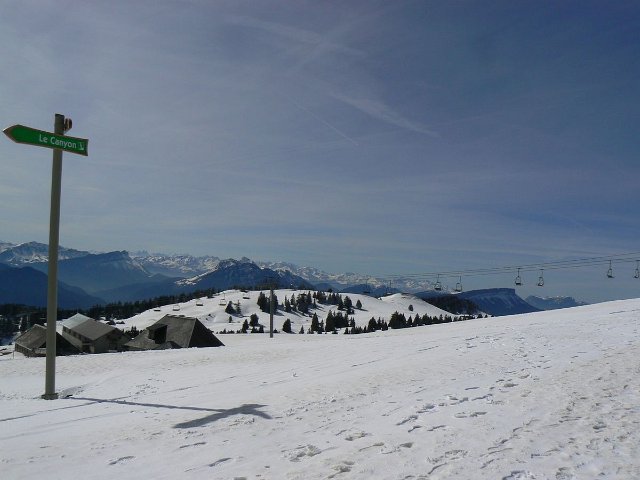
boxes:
[515,268,523,286]
[434,274,443,291]
[537,269,544,287]
[607,260,614,279]
[634,261,639,279]
[454,276,463,293]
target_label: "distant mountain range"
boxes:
[459,288,542,316]
[0,242,313,306]
[418,288,542,317]
[98,258,313,303]
[0,241,587,315]
[132,251,222,277]
[0,241,90,265]
[0,263,104,309]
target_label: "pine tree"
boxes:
[257,292,267,311]
[310,313,320,333]
[344,296,353,312]
[282,318,292,333]
[368,317,377,332]
[225,301,235,314]
[389,311,407,329]
[325,313,335,332]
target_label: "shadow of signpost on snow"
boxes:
[173,403,271,429]
[67,397,271,428]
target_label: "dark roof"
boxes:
[62,313,94,329]
[15,324,80,356]
[15,324,47,350]
[64,316,124,341]
[126,315,223,351]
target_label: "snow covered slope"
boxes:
[1,299,639,479]
[121,290,452,333]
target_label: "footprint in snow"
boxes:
[208,457,231,467]
[345,431,369,441]
[417,403,437,413]
[108,456,135,466]
[179,442,207,449]
[285,444,322,462]
[454,411,487,418]
[396,415,418,426]
[328,460,355,478]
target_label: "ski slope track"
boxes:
[1,298,639,479]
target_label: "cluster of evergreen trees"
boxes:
[0,304,79,334]
[283,291,314,314]
[345,311,480,334]
[218,313,265,334]
[256,291,279,313]
[312,291,361,313]
[225,300,242,315]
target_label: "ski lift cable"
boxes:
[382,252,640,283]
[394,255,640,279]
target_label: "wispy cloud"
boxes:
[1,1,639,303]
[224,14,364,57]
[332,93,439,137]
[285,97,360,146]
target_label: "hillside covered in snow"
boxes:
[1,298,639,479]
[122,290,454,334]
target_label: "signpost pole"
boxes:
[269,284,274,339]
[3,114,87,400]
[42,114,65,400]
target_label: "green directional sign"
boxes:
[3,124,88,156]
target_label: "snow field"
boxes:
[0,299,639,479]
[123,290,455,333]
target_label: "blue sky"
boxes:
[1,1,639,302]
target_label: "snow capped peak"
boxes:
[0,241,90,266]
